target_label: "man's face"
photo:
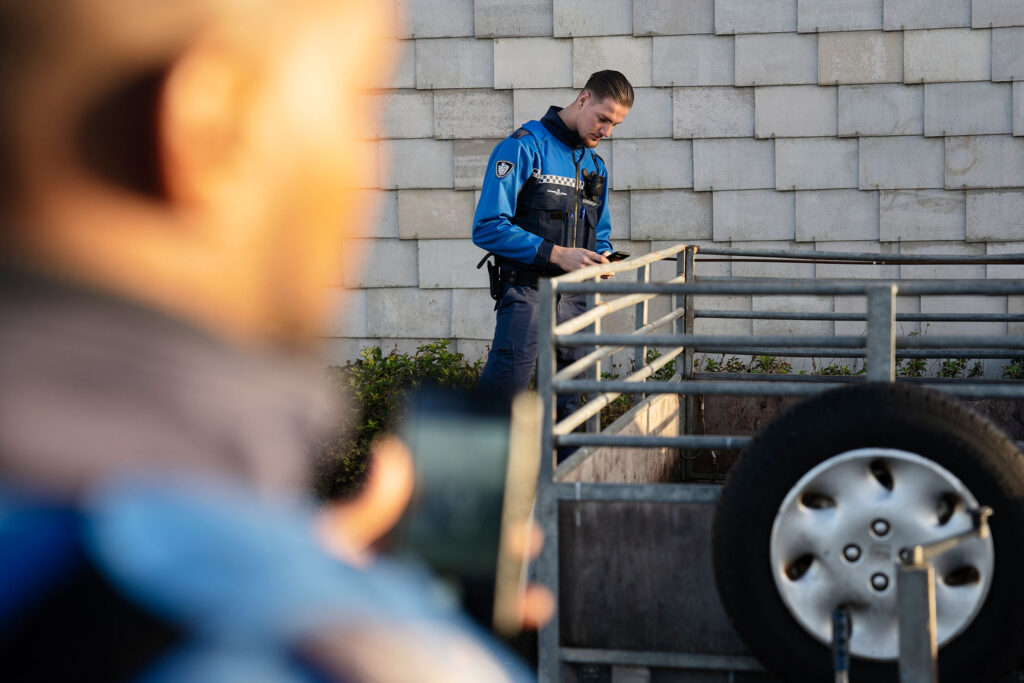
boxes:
[576,92,630,149]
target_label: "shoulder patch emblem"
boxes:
[495,160,515,179]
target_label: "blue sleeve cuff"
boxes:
[532,240,554,268]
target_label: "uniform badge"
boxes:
[495,160,514,178]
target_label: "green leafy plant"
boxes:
[749,355,793,375]
[937,357,968,379]
[817,362,852,376]
[312,341,483,500]
[896,358,927,377]
[1002,359,1024,380]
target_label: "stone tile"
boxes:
[755,85,839,138]
[609,190,631,240]
[397,0,474,38]
[973,0,1024,28]
[879,189,966,241]
[630,190,714,240]
[919,295,1006,337]
[735,34,819,86]
[494,38,574,89]
[574,37,654,88]
[451,288,499,339]
[966,191,1024,241]
[858,135,944,189]
[634,0,716,35]
[454,139,503,190]
[818,31,903,84]
[882,0,971,30]
[653,36,735,87]
[838,84,923,136]
[612,139,693,189]
[650,239,730,278]
[418,239,486,288]
[814,240,900,279]
[614,88,674,139]
[674,87,755,138]
[355,190,399,239]
[903,29,990,82]
[416,38,494,89]
[715,0,798,34]
[730,240,817,278]
[434,90,514,139]
[475,0,554,37]
[751,295,834,337]
[898,241,986,279]
[319,338,379,367]
[992,28,1024,81]
[554,0,633,36]
[795,190,879,241]
[368,40,416,89]
[1016,82,1024,136]
[367,288,453,337]
[986,241,1024,280]
[513,88,579,126]
[798,0,884,32]
[361,90,433,139]
[325,288,368,338]
[713,190,796,241]
[397,190,477,239]
[379,139,454,189]
[340,140,376,190]
[691,294,753,336]
[945,135,1024,188]
[776,137,858,190]
[340,239,419,288]
[924,82,1013,137]
[457,339,493,362]
[693,138,775,191]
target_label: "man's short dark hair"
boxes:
[583,70,634,109]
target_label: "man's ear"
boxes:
[577,89,591,108]
[158,40,254,209]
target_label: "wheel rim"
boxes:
[769,448,994,660]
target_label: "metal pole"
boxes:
[586,282,601,434]
[635,264,650,377]
[898,564,938,683]
[832,608,850,683]
[536,278,561,683]
[683,246,697,479]
[866,284,897,383]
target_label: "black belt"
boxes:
[500,269,542,287]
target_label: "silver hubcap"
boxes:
[770,448,994,660]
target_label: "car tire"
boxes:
[712,383,1024,682]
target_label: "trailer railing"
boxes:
[535,244,1024,682]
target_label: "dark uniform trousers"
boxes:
[478,280,588,432]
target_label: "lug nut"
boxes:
[871,519,891,537]
[871,573,890,591]
[843,544,862,562]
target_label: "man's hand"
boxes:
[550,245,609,272]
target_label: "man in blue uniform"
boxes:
[473,70,633,425]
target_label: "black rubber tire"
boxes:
[712,383,1024,682]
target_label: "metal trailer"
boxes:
[533,244,1024,683]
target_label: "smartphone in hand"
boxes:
[394,387,540,636]
[606,250,630,262]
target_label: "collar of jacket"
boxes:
[540,106,582,149]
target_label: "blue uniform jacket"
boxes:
[472,106,613,273]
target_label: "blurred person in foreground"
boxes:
[0,1,545,680]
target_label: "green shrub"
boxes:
[1003,359,1024,380]
[312,341,483,500]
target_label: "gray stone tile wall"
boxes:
[326,0,1023,366]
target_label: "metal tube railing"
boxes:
[537,245,1024,683]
